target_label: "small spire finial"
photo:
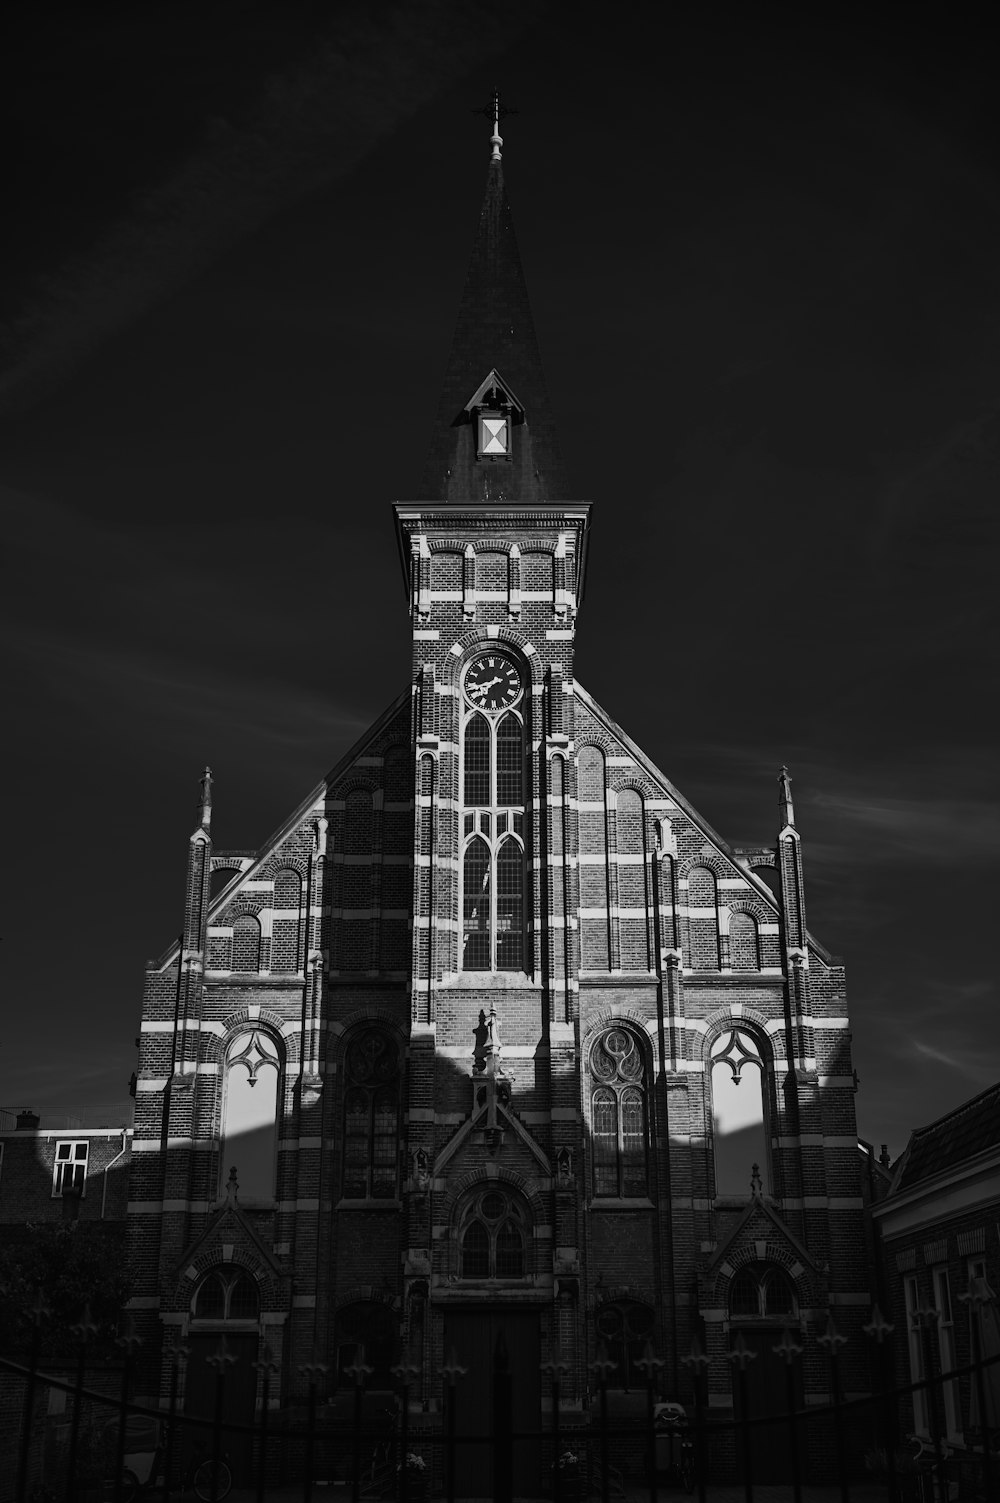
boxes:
[199,765,213,830]
[473,88,516,164]
[778,764,795,829]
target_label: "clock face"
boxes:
[464,654,522,711]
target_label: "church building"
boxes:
[126,108,872,1489]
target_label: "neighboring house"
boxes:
[0,1109,132,1223]
[871,1082,1000,1451]
[124,118,874,1491]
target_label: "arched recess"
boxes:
[615,786,650,970]
[219,1029,282,1204]
[687,865,720,969]
[729,909,761,971]
[709,1027,771,1197]
[231,912,261,972]
[340,787,375,971]
[271,867,302,972]
[578,745,610,970]
[380,745,413,971]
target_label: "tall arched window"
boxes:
[231,913,261,972]
[458,1187,528,1280]
[710,1029,770,1196]
[591,1027,649,1198]
[460,665,526,973]
[271,868,302,972]
[688,866,720,969]
[342,1029,400,1200]
[220,1030,280,1203]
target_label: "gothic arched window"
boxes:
[591,1027,649,1198]
[192,1268,260,1324]
[342,1029,400,1200]
[219,1030,281,1204]
[710,1029,770,1197]
[461,691,526,973]
[594,1299,655,1389]
[729,1262,796,1321]
[458,1187,528,1280]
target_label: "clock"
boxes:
[464,653,522,711]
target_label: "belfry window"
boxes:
[342,1028,400,1200]
[590,1027,649,1198]
[460,657,526,973]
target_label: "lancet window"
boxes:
[458,1187,528,1280]
[342,1028,400,1200]
[590,1026,649,1198]
[219,1029,281,1203]
[710,1028,770,1197]
[460,676,526,972]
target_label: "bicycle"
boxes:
[901,1434,954,1503]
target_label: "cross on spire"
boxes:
[474,88,517,163]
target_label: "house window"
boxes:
[342,1029,400,1200]
[591,1027,648,1198]
[594,1299,655,1389]
[220,1030,281,1203]
[52,1141,88,1197]
[461,704,526,973]
[710,1029,770,1197]
[458,1188,527,1280]
[904,1274,929,1435]
[932,1267,961,1439]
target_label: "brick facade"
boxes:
[123,147,873,1488]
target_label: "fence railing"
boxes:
[2,1297,998,1503]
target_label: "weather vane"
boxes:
[473,88,518,163]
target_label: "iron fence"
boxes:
[2,1297,998,1503]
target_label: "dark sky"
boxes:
[3,3,998,1158]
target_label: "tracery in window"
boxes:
[458,1187,528,1280]
[192,1268,260,1323]
[461,701,525,973]
[710,1029,770,1196]
[729,1263,795,1320]
[594,1299,655,1389]
[342,1029,400,1200]
[220,1030,281,1203]
[591,1027,648,1198]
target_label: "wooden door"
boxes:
[184,1332,258,1485]
[442,1308,541,1497]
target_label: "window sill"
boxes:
[590,1198,654,1210]
[440,971,540,989]
[336,1199,402,1211]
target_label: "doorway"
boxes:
[442,1308,541,1497]
[729,1326,803,1482]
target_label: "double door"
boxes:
[442,1308,541,1498]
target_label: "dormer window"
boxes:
[465,368,523,465]
[478,409,511,460]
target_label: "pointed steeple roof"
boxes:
[420,134,570,504]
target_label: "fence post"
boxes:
[635,1338,665,1503]
[540,1350,570,1503]
[113,1316,143,1503]
[206,1334,237,1503]
[916,1305,947,1503]
[392,1358,422,1503]
[345,1350,374,1503]
[14,1289,49,1503]
[66,1303,99,1503]
[817,1313,850,1503]
[299,1358,329,1503]
[680,1333,710,1503]
[163,1341,187,1502]
[441,1348,467,1503]
[863,1305,898,1503]
[772,1326,804,1503]
[958,1283,997,1502]
[589,1345,617,1503]
[253,1344,280,1503]
[727,1331,755,1503]
[492,1329,512,1503]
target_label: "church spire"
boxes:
[418,100,569,505]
